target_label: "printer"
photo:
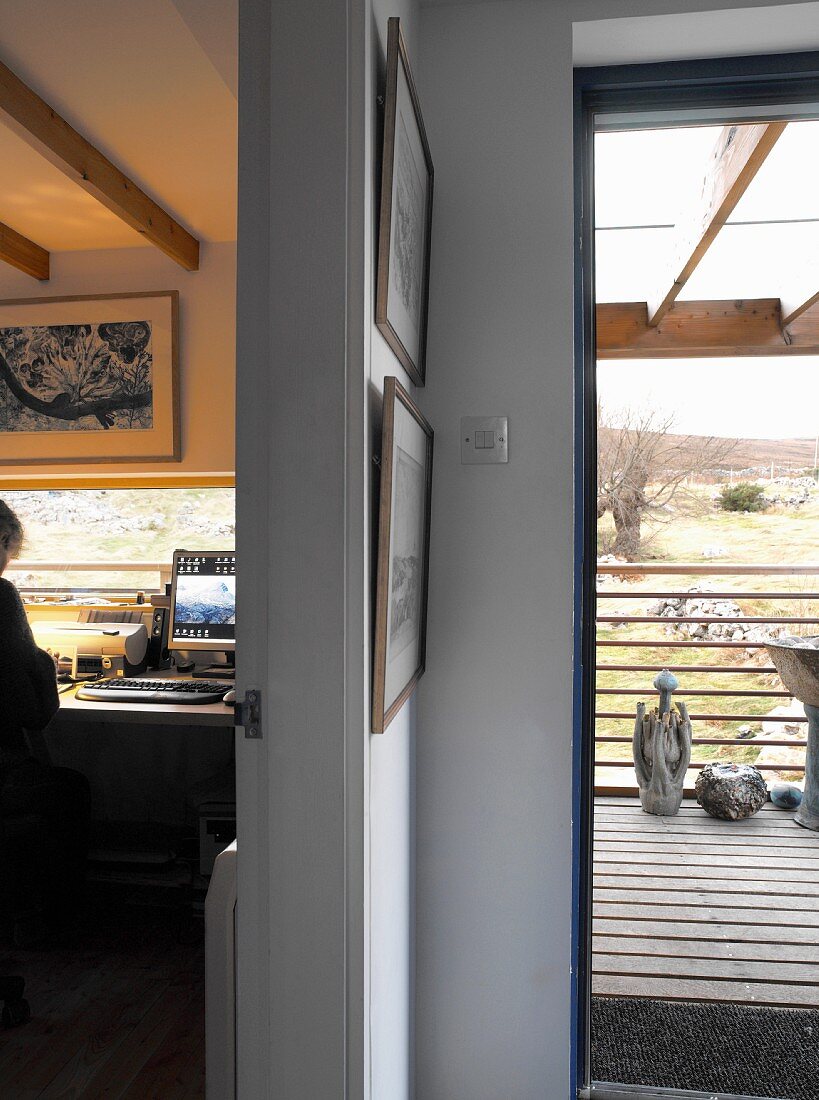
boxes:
[32,621,149,678]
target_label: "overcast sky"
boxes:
[597,358,819,439]
[596,125,819,440]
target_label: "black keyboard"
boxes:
[76,679,233,705]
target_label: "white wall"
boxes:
[415,1,819,1098]
[366,5,420,1098]
[0,241,236,482]
[416,5,574,1097]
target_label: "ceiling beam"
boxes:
[598,299,819,358]
[0,220,48,280]
[0,60,199,271]
[646,122,787,327]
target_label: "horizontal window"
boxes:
[2,487,235,594]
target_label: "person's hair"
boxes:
[0,500,23,558]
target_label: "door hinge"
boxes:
[236,688,263,739]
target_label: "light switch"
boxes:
[461,417,508,464]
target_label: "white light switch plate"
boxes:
[461,416,508,464]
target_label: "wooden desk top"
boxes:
[55,675,236,728]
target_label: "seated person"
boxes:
[0,500,90,943]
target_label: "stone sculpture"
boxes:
[765,637,819,830]
[695,762,767,820]
[633,670,692,816]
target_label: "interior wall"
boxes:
[366,4,420,1098]
[0,241,236,483]
[415,1,819,1098]
[416,5,574,1097]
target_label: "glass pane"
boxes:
[2,486,235,592]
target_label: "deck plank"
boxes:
[593,796,819,1008]
[593,935,819,963]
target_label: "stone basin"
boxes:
[765,637,819,830]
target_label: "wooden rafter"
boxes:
[597,299,819,358]
[0,220,48,280]
[647,122,787,327]
[0,60,199,271]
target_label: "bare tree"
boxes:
[597,404,736,561]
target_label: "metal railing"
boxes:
[8,560,172,594]
[595,562,815,789]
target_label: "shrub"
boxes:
[718,482,768,513]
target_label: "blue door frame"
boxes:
[571,49,819,1098]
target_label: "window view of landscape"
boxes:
[3,487,235,592]
[591,119,819,1097]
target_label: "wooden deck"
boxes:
[593,796,819,1008]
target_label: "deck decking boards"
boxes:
[593,796,819,1007]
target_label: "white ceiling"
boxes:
[0,0,237,253]
[574,1,819,66]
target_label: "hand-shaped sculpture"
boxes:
[632,670,692,816]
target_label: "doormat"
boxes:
[592,996,819,1100]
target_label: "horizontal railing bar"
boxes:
[597,664,777,673]
[598,639,765,648]
[596,711,805,722]
[597,590,819,600]
[595,735,807,747]
[600,614,819,624]
[595,759,805,771]
[596,562,819,575]
[596,688,790,697]
[9,560,171,571]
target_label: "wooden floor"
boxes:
[0,907,204,1098]
[593,796,819,1008]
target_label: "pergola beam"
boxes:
[0,220,48,280]
[647,122,787,327]
[598,299,819,358]
[0,59,199,271]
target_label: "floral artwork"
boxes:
[0,321,153,433]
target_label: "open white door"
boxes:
[234,0,368,1096]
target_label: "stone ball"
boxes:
[695,763,767,821]
[769,782,803,811]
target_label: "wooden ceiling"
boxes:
[0,0,236,279]
[596,120,819,358]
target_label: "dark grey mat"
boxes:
[592,997,819,1100]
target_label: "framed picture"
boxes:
[376,17,434,387]
[0,291,179,464]
[372,376,434,734]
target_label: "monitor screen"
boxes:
[169,550,236,651]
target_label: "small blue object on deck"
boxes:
[769,782,803,810]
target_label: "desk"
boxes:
[55,676,235,728]
[42,675,235,825]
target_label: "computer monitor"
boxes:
[168,550,236,655]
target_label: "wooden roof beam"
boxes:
[0,220,48,280]
[0,59,199,271]
[597,299,819,358]
[647,122,787,327]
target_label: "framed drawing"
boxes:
[376,17,434,387]
[372,376,434,734]
[0,291,179,464]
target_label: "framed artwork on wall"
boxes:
[372,376,434,734]
[376,17,434,387]
[0,290,179,464]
